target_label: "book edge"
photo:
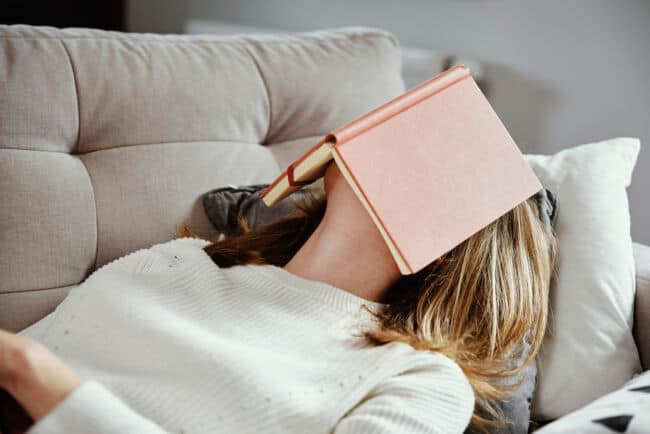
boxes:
[261,136,336,206]
[330,65,470,146]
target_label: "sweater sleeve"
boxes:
[333,355,475,434]
[26,381,169,434]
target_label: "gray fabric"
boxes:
[0,24,406,331]
[203,184,321,233]
[497,188,554,433]
[633,241,650,370]
[535,188,558,229]
[489,348,539,434]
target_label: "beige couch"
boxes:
[0,24,404,331]
[0,21,648,396]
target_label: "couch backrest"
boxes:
[0,25,405,331]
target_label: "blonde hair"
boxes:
[178,188,557,431]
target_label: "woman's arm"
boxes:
[23,381,170,434]
[333,355,475,434]
[0,330,169,434]
[0,330,83,422]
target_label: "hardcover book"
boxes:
[260,65,542,275]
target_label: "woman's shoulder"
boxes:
[382,341,470,375]
[88,237,213,277]
[349,347,475,432]
[417,350,469,380]
[397,347,473,390]
[381,344,475,409]
[147,237,212,258]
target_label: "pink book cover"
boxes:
[262,65,542,274]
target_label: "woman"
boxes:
[0,161,557,434]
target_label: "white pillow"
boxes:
[524,137,642,420]
[535,370,650,433]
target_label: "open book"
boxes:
[260,65,542,275]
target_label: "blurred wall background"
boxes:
[123,1,650,244]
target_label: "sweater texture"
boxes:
[20,237,474,433]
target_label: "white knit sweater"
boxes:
[20,237,474,434]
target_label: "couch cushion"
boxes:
[526,138,642,421]
[0,24,405,332]
[0,37,78,152]
[66,39,270,153]
[0,150,96,292]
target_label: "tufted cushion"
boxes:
[0,24,405,332]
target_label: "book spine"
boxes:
[259,136,332,200]
[329,65,470,146]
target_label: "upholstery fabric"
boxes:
[0,286,74,333]
[633,242,650,370]
[0,150,96,292]
[0,38,78,152]
[0,24,405,332]
[79,141,279,266]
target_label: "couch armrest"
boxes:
[633,241,650,370]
